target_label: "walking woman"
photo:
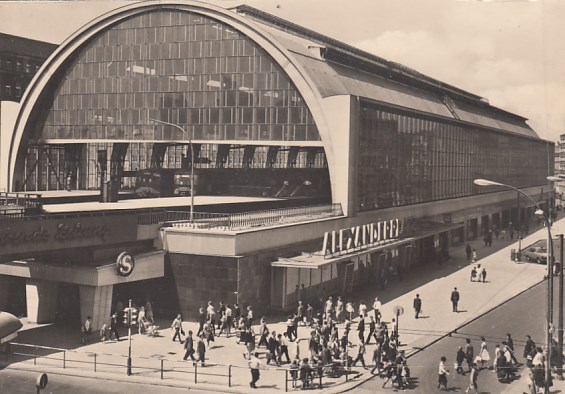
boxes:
[479,337,491,369]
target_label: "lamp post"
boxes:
[474,178,554,393]
[548,176,565,380]
[149,118,194,223]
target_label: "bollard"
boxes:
[63,351,66,369]
[194,363,198,384]
[160,359,164,380]
[33,347,37,366]
[94,353,97,372]
[228,365,232,387]
[285,369,288,392]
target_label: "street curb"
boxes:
[322,273,547,394]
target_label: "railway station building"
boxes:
[0,1,554,329]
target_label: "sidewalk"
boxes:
[4,216,565,393]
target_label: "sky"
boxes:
[0,0,563,141]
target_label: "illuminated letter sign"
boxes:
[322,219,400,257]
[116,251,135,277]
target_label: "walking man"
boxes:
[451,287,460,312]
[506,333,519,365]
[110,313,120,341]
[171,314,184,343]
[413,294,422,318]
[183,330,196,361]
[357,314,365,343]
[352,340,367,368]
[465,338,474,372]
[248,352,261,389]
[466,244,472,262]
[362,315,373,344]
[481,268,487,283]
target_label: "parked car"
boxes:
[522,246,548,264]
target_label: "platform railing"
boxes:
[167,203,343,231]
[0,192,43,215]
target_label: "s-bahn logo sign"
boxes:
[116,251,135,277]
[322,219,400,258]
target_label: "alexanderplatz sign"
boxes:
[322,219,401,258]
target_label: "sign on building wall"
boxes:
[0,214,138,257]
[322,219,401,258]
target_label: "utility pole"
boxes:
[559,234,564,380]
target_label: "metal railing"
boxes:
[166,203,343,231]
[2,342,359,391]
[0,192,43,215]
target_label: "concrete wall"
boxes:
[168,254,238,320]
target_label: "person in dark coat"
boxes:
[197,307,206,337]
[413,294,422,319]
[366,316,376,344]
[465,338,474,372]
[110,313,120,341]
[523,335,536,360]
[196,335,206,366]
[505,333,519,365]
[267,331,280,366]
[357,314,365,342]
[456,346,466,374]
[466,244,472,262]
[183,330,196,361]
[451,288,460,312]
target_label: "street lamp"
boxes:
[149,118,194,223]
[474,178,554,393]
[548,176,565,380]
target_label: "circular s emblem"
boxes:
[116,252,135,277]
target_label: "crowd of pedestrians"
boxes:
[82,218,553,391]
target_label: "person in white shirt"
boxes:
[225,305,233,337]
[137,306,146,334]
[438,356,450,391]
[358,301,367,319]
[248,352,262,388]
[372,297,382,322]
[82,316,92,344]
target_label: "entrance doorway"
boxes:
[55,283,81,327]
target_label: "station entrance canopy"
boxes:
[0,250,165,286]
[271,220,462,269]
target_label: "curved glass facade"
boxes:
[358,102,551,211]
[39,10,320,143]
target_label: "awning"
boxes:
[271,221,462,269]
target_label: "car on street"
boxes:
[522,245,548,264]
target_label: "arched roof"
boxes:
[8,0,336,190]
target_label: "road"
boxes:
[356,276,558,393]
[0,368,209,394]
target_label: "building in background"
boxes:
[0,1,555,328]
[0,32,57,102]
[555,133,565,206]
